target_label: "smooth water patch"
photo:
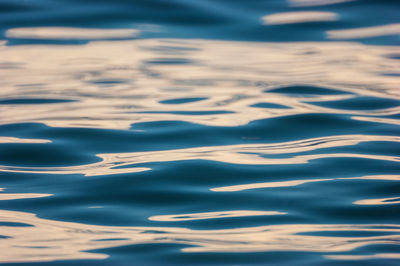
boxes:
[307,96,400,110]
[265,85,352,96]
[159,97,208,105]
[250,102,291,109]
[0,98,76,104]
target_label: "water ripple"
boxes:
[1,134,398,176]
[0,38,399,130]
[0,0,399,264]
[0,209,399,263]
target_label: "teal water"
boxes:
[0,0,400,265]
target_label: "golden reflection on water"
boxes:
[212,178,333,192]
[0,192,51,200]
[326,253,400,260]
[0,137,51,144]
[0,208,399,263]
[149,210,286,221]
[6,27,139,40]
[1,38,399,130]
[327,24,400,39]
[212,175,400,192]
[351,116,400,126]
[262,12,338,25]
[353,196,400,205]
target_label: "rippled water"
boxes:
[1,0,400,265]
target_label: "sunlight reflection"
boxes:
[262,12,338,25]
[327,24,400,39]
[353,196,400,205]
[0,188,52,200]
[0,209,399,263]
[0,137,51,144]
[149,210,286,221]
[212,179,333,192]
[351,116,400,126]
[0,37,399,130]
[212,175,400,192]
[6,27,139,40]
[326,253,400,260]
[0,193,52,200]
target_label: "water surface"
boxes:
[0,0,399,265]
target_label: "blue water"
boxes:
[0,0,400,265]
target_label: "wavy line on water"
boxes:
[212,179,333,192]
[148,210,286,222]
[1,153,397,177]
[262,12,338,25]
[326,253,400,260]
[6,27,139,40]
[327,24,400,39]
[211,175,400,192]
[0,135,398,176]
[0,188,52,201]
[0,137,51,144]
[353,196,400,206]
[0,209,399,263]
[351,116,400,126]
[0,193,52,200]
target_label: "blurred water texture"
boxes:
[0,0,399,265]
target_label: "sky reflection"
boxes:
[262,12,338,25]
[327,24,400,39]
[6,27,139,40]
[0,37,399,130]
[212,175,400,192]
[0,209,399,263]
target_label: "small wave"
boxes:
[0,209,399,263]
[1,134,398,176]
[327,24,400,39]
[149,210,286,222]
[262,12,338,25]
[6,27,139,40]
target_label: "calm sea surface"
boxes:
[0,0,399,265]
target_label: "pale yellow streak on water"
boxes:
[0,193,52,200]
[0,137,51,144]
[327,24,400,39]
[353,196,400,205]
[0,188,51,200]
[212,175,400,192]
[262,12,338,25]
[149,210,286,221]
[353,175,400,181]
[351,116,400,126]
[326,253,400,260]
[6,27,139,40]
[212,179,333,192]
